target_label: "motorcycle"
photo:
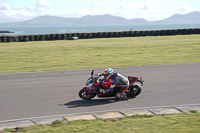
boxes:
[78,70,144,100]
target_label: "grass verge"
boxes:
[1,111,200,133]
[0,35,200,73]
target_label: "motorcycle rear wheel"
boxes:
[127,84,142,97]
[79,89,96,100]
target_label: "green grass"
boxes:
[0,35,200,73]
[1,111,200,133]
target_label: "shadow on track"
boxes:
[62,97,136,108]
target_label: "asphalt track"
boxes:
[0,63,200,121]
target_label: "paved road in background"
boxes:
[0,63,200,121]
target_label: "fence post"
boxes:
[182,29,188,35]
[124,31,129,37]
[101,32,105,38]
[45,34,50,41]
[60,33,67,40]
[194,28,200,34]
[196,28,200,34]
[96,32,101,38]
[13,36,19,42]
[79,33,84,39]
[84,33,87,39]
[128,31,134,37]
[29,35,34,41]
[50,34,55,40]
[91,33,96,38]
[3,36,8,42]
[189,29,194,34]
[25,35,29,42]
[7,36,12,42]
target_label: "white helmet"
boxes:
[103,68,114,79]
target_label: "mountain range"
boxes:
[0,11,200,27]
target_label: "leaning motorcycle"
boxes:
[78,70,144,100]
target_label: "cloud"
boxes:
[27,0,53,11]
[93,2,104,7]
[0,0,53,23]
[38,0,53,7]
[36,0,52,10]
[84,2,104,7]
[108,2,173,20]
[142,5,149,10]
[177,5,200,13]
[118,3,133,9]
[26,6,35,10]
[1,0,200,23]
[53,8,91,18]
[0,4,11,10]
[53,2,105,18]
[0,7,34,23]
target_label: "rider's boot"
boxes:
[115,87,128,99]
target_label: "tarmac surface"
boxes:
[0,63,200,122]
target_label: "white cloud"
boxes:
[1,0,200,23]
[92,8,105,15]
[0,8,34,23]
[118,3,133,9]
[53,8,91,18]
[3,9,32,18]
[0,4,11,10]
[84,2,104,7]
[37,2,200,21]
[31,0,53,11]
[26,6,35,10]
[0,0,53,23]
[84,4,90,7]
[177,5,200,13]
[144,2,155,10]
[54,2,105,18]
[142,5,148,10]
[93,2,104,7]
[37,0,52,8]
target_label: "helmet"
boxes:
[103,68,114,79]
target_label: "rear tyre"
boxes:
[127,84,142,97]
[78,89,96,100]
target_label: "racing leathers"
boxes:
[100,72,130,98]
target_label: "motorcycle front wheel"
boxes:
[78,89,96,100]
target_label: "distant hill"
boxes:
[76,14,148,25]
[0,11,199,27]
[152,11,200,24]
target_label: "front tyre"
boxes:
[127,84,142,97]
[78,89,96,100]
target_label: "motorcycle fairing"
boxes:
[100,79,111,89]
[83,86,87,91]
[128,76,139,84]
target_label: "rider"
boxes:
[99,68,129,99]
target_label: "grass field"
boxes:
[0,35,200,73]
[0,35,200,132]
[1,111,200,133]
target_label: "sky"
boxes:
[0,0,200,23]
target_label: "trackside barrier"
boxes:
[0,28,200,43]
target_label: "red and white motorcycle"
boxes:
[79,70,144,100]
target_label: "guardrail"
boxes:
[0,28,200,43]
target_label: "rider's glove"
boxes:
[97,73,101,77]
